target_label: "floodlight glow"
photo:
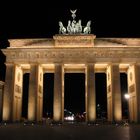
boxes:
[65,116,74,121]
[124,94,130,99]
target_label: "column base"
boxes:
[51,120,63,125]
[1,120,13,124]
[87,121,96,125]
[110,120,124,125]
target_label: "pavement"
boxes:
[0,122,140,140]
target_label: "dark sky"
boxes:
[0,0,140,40]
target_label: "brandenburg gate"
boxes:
[1,10,140,123]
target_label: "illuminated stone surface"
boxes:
[53,64,63,122]
[53,34,95,47]
[1,35,140,122]
[0,81,4,121]
[106,64,122,122]
[86,64,96,122]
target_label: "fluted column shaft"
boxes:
[53,64,63,122]
[2,63,15,121]
[28,64,43,121]
[127,64,140,122]
[0,81,4,121]
[86,64,96,122]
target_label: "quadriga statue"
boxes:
[83,21,91,34]
[59,21,66,34]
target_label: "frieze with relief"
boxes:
[129,84,135,93]
[107,85,111,93]
[39,85,43,93]
[54,35,95,47]
[15,84,22,93]
[3,48,140,62]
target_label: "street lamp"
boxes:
[124,93,130,124]
[124,93,130,100]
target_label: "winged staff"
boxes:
[59,9,92,34]
[70,9,77,14]
[70,9,77,20]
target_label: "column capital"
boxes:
[128,63,136,67]
[86,63,95,67]
[110,63,120,66]
[29,62,39,66]
[106,63,120,70]
[0,81,4,86]
[5,62,14,66]
[54,62,63,66]
[86,62,95,65]
[135,63,140,66]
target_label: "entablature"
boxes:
[2,47,140,64]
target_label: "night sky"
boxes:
[0,1,138,118]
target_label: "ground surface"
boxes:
[0,122,140,140]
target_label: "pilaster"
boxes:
[106,64,122,122]
[127,64,140,122]
[2,63,15,121]
[0,81,4,121]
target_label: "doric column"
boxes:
[2,63,15,121]
[0,81,4,121]
[12,65,23,121]
[86,64,96,122]
[3,64,23,122]
[28,64,43,122]
[106,64,122,122]
[36,65,43,122]
[127,64,140,122]
[53,64,63,122]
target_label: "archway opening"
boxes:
[43,73,54,120]
[95,73,107,120]
[64,73,85,122]
[120,73,128,120]
[22,73,29,119]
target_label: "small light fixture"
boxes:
[124,94,130,100]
